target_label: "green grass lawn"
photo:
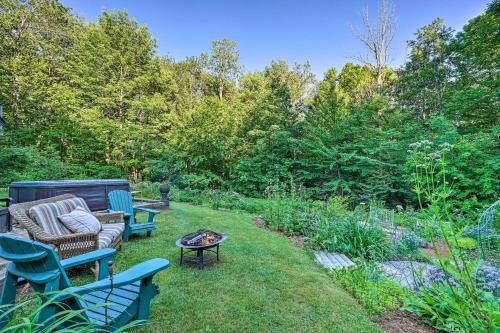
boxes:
[75,202,381,333]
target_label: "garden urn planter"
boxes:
[159,182,170,208]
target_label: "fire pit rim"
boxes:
[175,229,227,249]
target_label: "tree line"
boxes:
[0,0,498,219]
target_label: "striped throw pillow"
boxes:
[29,203,72,236]
[56,197,91,213]
[58,207,102,234]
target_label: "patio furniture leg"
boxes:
[180,248,183,266]
[217,244,220,261]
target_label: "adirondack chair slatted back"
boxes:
[0,235,72,291]
[0,234,89,329]
[0,234,168,331]
[108,190,134,217]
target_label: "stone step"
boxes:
[314,250,355,270]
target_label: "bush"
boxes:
[332,264,409,315]
[0,146,65,185]
[261,197,391,260]
[404,284,499,333]
[170,187,204,205]
[173,172,224,191]
[405,140,499,332]
[170,186,263,213]
[205,189,261,212]
[68,161,125,179]
[131,182,161,200]
[331,215,389,260]
[261,197,319,234]
[456,237,477,250]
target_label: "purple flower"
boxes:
[426,266,456,286]
[476,266,500,295]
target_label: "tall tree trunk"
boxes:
[218,81,223,100]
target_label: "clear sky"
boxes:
[61,0,489,79]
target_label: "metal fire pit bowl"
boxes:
[175,229,227,270]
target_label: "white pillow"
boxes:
[58,207,102,234]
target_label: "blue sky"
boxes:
[61,0,489,79]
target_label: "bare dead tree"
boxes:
[349,0,397,93]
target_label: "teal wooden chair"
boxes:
[0,234,169,331]
[108,190,160,242]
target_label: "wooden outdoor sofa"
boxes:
[8,194,125,259]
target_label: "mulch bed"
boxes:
[252,216,305,247]
[375,310,441,333]
[420,239,450,258]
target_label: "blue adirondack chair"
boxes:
[0,234,169,331]
[108,190,160,242]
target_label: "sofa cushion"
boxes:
[29,202,72,236]
[56,197,91,213]
[29,197,92,236]
[98,223,124,249]
[58,207,102,234]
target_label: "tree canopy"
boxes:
[0,0,498,220]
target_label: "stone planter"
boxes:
[159,182,170,208]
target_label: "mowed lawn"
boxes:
[76,202,381,333]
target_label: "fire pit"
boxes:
[176,229,227,270]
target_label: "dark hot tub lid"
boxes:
[10,179,129,187]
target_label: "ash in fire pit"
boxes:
[181,229,223,247]
[176,229,227,270]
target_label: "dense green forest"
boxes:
[0,0,498,219]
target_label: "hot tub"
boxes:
[9,179,130,211]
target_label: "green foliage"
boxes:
[131,182,161,200]
[404,284,499,333]
[205,39,241,99]
[328,214,389,260]
[259,194,391,260]
[169,185,262,213]
[406,140,498,332]
[332,265,409,315]
[145,149,182,182]
[0,146,65,184]
[0,0,497,225]
[456,237,477,250]
[0,292,141,332]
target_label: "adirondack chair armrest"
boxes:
[134,208,160,223]
[61,258,170,297]
[134,208,160,215]
[60,248,116,270]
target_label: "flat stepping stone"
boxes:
[314,251,355,270]
[377,260,435,290]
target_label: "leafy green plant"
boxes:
[0,147,66,185]
[405,284,499,333]
[456,237,477,250]
[0,292,142,332]
[332,264,409,315]
[132,182,161,200]
[405,140,497,332]
[331,215,389,260]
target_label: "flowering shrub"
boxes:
[404,141,498,332]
